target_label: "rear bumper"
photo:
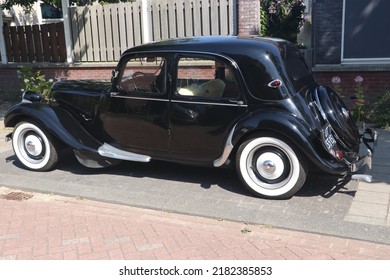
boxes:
[349,128,378,172]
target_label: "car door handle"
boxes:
[229,100,245,106]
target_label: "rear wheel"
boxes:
[236,135,307,199]
[12,121,60,171]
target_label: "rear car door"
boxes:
[169,54,248,164]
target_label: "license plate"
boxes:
[323,125,337,151]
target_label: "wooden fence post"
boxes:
[0,11,8,64]
[62,0,74,63]
[142,0,151,43]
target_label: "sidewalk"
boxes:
[0,186,390,260]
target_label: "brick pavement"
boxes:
[1,187,390,260]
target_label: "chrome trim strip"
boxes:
[111,95,169,102]
[314,88,328,121]
[172,99,247,107]
[213,125,236,167]
[111,95,247,107]
[98,143,151,162]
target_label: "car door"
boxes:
[102,54,170,153]
[169,54,248,164]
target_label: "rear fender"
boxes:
[231,109,348,174]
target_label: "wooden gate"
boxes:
[3,22,66,63]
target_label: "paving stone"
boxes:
[344,215,386,227]
[0,189,389,260]
[348,201,388,219]
[359,182,390,194]
[353,190,390,205]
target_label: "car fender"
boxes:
[4,102,102,153]
[228,109,348,174]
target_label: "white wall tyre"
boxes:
[236,135,307,199]
[12,121,59,171]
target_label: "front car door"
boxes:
[102,53,170,153]
[169,53,248,165]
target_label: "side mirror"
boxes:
[111,70,119,83]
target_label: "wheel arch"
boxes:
[229,110,347,174]
[5,102,102,154]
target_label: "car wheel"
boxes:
[236,135,307,199]
[12,121,60,171]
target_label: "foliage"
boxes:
[366,91,390,129]
[331,75,367,123]
[349,75,366,123]
[260,0,306,44]
[17,64,53,101]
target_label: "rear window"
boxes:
[284,45,315,91]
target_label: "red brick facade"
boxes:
[315,71,390,107]
[237,0,261,35]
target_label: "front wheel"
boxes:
[236,135,307,199]
[12,121,60,171]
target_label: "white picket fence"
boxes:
[70,0,237,62]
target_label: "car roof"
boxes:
[121,36,288,58]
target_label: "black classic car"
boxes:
[4,36,377,199]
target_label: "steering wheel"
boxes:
[132,71,147,91]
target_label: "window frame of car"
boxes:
[172,52,246,105]
[113,53,170,99]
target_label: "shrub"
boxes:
[17,64,53,101]
[366,91,390,129]
[260,0,306,44]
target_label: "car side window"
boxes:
[176,56,239,99]
[119,56,166,95]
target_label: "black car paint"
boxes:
[4,36,359,174]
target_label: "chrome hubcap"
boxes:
[255,152,285,180]
[24,134,43,157]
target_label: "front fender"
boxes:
[4,102,101,153]
[231,109,348,174]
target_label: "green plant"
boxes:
[350,76,366,123]
[367,91,390,129]
[260,0,306,44]
[17,64,53,101]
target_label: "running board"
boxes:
[351,174,372,183]
[98,143,151,162]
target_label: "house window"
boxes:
[342,0,390,63]
[40,2,62,19]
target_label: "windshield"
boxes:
[284,44,315,91]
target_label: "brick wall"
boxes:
[315,71,390,108]
[0,65,114,101]
[237,0,260,35]
[313,0,343,64]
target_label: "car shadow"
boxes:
[7,149,356,199]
